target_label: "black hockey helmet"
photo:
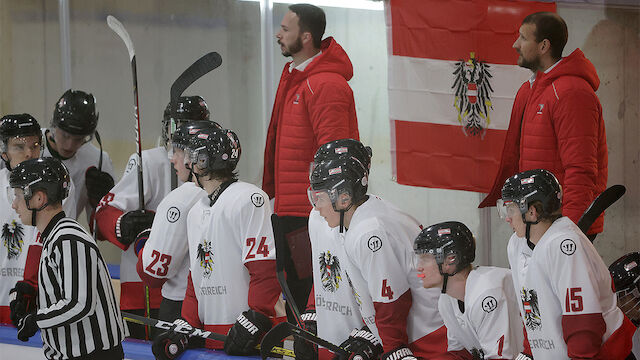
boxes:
[609,252,640,324]
[52,89,98,137]
[309,156,368,211]
[10,157,70,204]
[414,221,476,272]
[0,114,42,153]
[185,127,241,175]
[313,138,372,173]
[499,169,562,220]
[171,120,222,150]
[162,96,211,146]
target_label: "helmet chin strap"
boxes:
[437,263,459,294]
[26,197,49,226]
[523,212,540,245]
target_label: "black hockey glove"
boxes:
[334,327,383,360]
[224,309,272,355]
[151,319,190,360]
[133,229,151,256]
[380,346,417,360]
[515,353,533,360]
[9,281,37,327]
[85,166,115,208]
[115,210,155,248]
[16,312,38,342]
[294,310,318,360]
[471,348,485,360]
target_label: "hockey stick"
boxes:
[271,213,305,328]
[121,312,295,357]
[260,321,349,360]
[577,184,626,241]
[91,130,103,240]
[107,14,151,339]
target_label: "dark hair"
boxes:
[522,12,568,60]
[530,200,562,223]
[289,4,326,48]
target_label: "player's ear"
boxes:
[442,254,458,273]
[338,192,352,209]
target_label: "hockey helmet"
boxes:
[0,114,42,153]
[52,89,98,137]
[10,157,70,204]
[313,138,372,173]
[308,156,368,211]
[609,252,640,324]
[167,120,222,159]
[498,169,562,220]
[414,221,476,274]
[184,127,241,174]
[162,96,211,146]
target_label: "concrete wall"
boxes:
[0,0,637,266]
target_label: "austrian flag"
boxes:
[386,0,555,192]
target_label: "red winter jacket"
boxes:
[263,37,359,217]
[480,49,607,234]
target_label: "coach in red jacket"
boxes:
[481,12,607,237]
[263,3,359,319]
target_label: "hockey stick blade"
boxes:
[271,213,304,328]
[260,322,349,360]
[577,184,626,237]
[121,312,294,357]
[170,52,222,109]
[107,16,135,61]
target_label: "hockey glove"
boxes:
[224,309,272,355]
[334,327,383,360]
[133,229,151,256]
[380,346,417,360]
[151,318,190,360]
[16,312,38,342]
[294,310,318,360]
[115,210,155,248]
[9,281,37,327]
[515,353,533,360]
[85,166,115,208]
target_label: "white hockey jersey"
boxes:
[185,181,284,344]
[507,217,630,359]
[309,209,370,347]
[42,128,115,221]
[139,182,205,300]
[341,195,446,356]
[439,267,523,359]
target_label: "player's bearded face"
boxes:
[276,11,304,57]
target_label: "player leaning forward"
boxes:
[151,127,284,359]
[413,221,524,359]
[498,169,635,359]
[308,149,447,360]
[10,157,125,359]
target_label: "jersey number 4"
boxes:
[381,279,394,300]
[146,250,172,277]
[245,237,269,260]
[565,287,583,312]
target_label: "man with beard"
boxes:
[479,12,608,240]
[263,3,359,321]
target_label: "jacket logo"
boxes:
[3,220,25,260]
[452,52,494,137]
[521,288,542,331]
[537,104,544,115]
[197,239,214,278]
[319,251,342,292]
[293,94,300,105]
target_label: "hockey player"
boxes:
[499,169,635,359]
[2,114,77,326]
[413,221,524,359]
[609,252,640,359]
[133,120,220,322]
[151,127,284,360]
[308,154,447,360]
[44,89,115,221]
[95,95,212,339]
[10,157,125,359]
[294,138,374,360]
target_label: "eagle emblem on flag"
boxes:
[197,239,214,278]
[452,52,494,137]
[2,220,24,260]
[521,288,542,330]
[319,251,342,292]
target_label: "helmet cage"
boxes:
[309,158,367,212]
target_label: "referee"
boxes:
[10,157,126,360]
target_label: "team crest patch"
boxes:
[560,239,576,256]
[481,296,497,313]
[196,239,214,278]
[166,207,180,223]
[367,236,382,252]
[452,52,494,137]
[2,220,25,260]
[319,251,342,292]
[521,288,542,331]
[251,193,264,207]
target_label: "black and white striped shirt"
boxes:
[36,212,125,359]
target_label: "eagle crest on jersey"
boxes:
[319,251,342,292]
[197,239,214,278]
[521,288,542,330]
[2,220,24,259]
[345,271,362,306]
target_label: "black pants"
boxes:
[278,216,313,322]
[66,344,124,360]
[125,308,159,340]
[158,297,183,322]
